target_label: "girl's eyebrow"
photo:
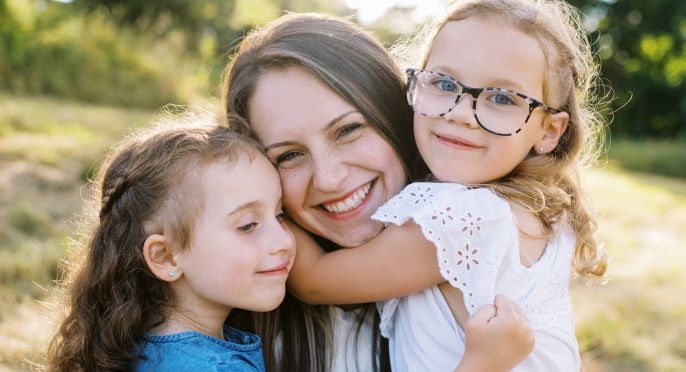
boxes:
[263,110,359,152]
[427,64,526,91]
[227,201,261,216]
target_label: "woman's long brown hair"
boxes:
[46,112,260,371]
[222,13,428,372]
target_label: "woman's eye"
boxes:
[238,222,258,234]
[434,79,457,92]
[275,150,302,165]
[335,123,363,140]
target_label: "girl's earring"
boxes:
[169,271,176,278]
[539,145,544,153]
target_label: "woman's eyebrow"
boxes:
[263,110,359,152]
[322,110,358,132]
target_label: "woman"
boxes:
[223,13,533,372]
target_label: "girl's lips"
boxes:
[435,133,481,149]
[257,261,290,275]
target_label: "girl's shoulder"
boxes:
[373,181,510,227]
[132,327,264,371]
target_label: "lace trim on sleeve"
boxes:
[373,182,514,314]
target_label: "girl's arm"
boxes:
[286,219,443,304]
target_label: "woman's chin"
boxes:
[329,221,386,248]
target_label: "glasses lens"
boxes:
[475,89,531,135]
[409,70,460,116]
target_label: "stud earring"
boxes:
[169,271,176,278]
[539,145,544,153]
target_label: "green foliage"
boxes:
[0,0,348,108]
[568,0,686,139]
[0,1,182,108]
[607,138,686,178]
[7,200,53,238]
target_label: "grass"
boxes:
[0,95,685,371]
[573,166,686,371]
[0,94,155,319]
[606,138,686,179]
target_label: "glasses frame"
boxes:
[406,68,563,136]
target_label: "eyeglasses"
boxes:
[406,68,563,136]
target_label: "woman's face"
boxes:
[248,66,407,248]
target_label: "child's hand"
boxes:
[454,294,534,372]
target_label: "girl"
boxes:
[285,0,608,371]
[223,12,534,372]
[46,112,295,371]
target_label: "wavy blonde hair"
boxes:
[396,0,608,278]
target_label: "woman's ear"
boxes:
[143,234,181,282]
[536,111,569,154]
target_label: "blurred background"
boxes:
[0,0,684,371]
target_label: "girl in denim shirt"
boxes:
[46,112,295,371]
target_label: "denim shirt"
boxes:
[132,325,265,371]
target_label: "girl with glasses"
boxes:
[287,0,608,370]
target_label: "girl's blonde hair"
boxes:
[399,0,607,278]
[46,111,261,371]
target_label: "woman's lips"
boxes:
[320,180,374,214]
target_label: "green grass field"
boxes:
[0,95,684,371]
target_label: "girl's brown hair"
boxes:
[401,0,607,278]
[46,111,261,371]
[222,12,423,372]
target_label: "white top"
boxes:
[331,306,375,372]
[274,306,376,371]
[372,182,580,372]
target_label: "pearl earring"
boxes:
[539,145,544,153]
[169,271,176,278]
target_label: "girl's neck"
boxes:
[155,307,230,339]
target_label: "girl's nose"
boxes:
[443,94,480,130]
[269,219,295,256]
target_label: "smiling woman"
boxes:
[223,12,420,372]
[249,66,407,248]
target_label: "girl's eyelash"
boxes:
[276,211,288,222]
[237,222,258,234]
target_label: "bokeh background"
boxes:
[1,0,685,371]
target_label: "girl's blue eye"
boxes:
[435,79,457,92]
[489,92,515,105]
[238,222,258,234]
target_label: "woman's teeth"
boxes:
[322,182,373,213]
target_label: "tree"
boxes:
[568,0,686,138]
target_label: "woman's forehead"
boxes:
[248,67,359,142]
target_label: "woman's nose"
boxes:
[311,152,349,192]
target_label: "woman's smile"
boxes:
[320,180,374,214]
